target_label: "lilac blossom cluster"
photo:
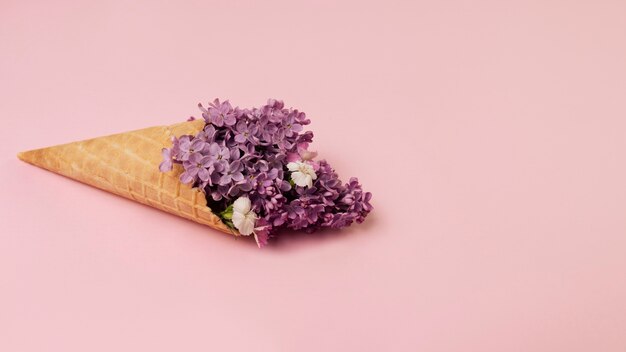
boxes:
[159,99,372,247]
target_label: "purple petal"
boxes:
[238,181,253,192]
[286,152,300,162]
[212,115,223,127]
[254,229,270,248]
[187,166,200,176]
[230,148,240,160]
[188,153,201,163]
[279,180,291,192]
[198,168,210,181]
[179,138,190,150]
[267,168,278,180]
[235,120,246,132]
[200,156,213,167]
[180,171,194,184]
[191,139,205,150]
[234,134,247,143]
[208,143,220,155]
[224,114,237,126]
[213,160,226,172]
[210,172,222,185]
[231,172,244,182]
[219,174,231,185]
[230,160,241,171]
[159,160,172,172]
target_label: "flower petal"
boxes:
[232,211,245,230]
[291,171,307,187]
[235,215,255,236]
[233,197,251,214]
[197,168,210,181]
[180,171,194,184]
[159,160,172,172]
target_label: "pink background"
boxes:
[2,0,626,350]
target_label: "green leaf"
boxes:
[219,204,234,220]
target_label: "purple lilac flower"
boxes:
[159,148,174,172]
[234,120,259,144]
[159,136,183,171]
[201,99,237,127]
[212,144,230,162]
[179,137,206,161]
[179,153,203,184]
[196,124,216,142]
[159,99,372,247]
[219,160,244,185]
[283,110,303,137]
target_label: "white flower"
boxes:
[232,197,257,236]
[287,161,317,188]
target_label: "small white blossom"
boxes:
[232,197,257,236]
[287,161,317,188]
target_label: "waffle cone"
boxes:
[17,119,235,235]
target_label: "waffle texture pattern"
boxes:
[18,119,235,235]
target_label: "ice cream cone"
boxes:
[17,119,236,235]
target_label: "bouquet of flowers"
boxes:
[18,99,372,247]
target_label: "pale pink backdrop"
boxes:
[1,0,626,351]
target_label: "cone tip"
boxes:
[17,150,36,164]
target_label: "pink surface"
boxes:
[2,0,626,350]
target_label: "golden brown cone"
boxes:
[17,119,236,235]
